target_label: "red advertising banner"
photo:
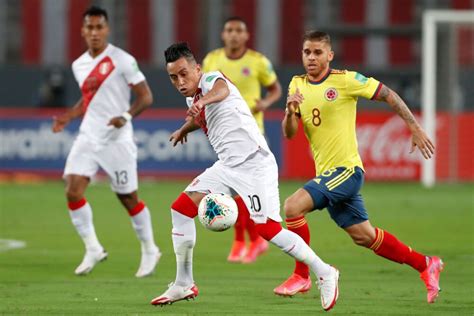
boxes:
[282,111,474,181]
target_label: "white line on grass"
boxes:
[0,239,26,253]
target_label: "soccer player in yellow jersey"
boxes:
[202,17,282,264]
[276,31,443,305]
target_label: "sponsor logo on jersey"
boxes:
[324,88,338,101]
[242,67,250,76]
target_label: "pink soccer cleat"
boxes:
[420,256,444,303]
[150,283,199,306]
[242,237,269,263]
[273,273,312,296]
[227,240,246,263]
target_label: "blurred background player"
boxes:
[202,16,282,263]
[51,6,160,277]
[277,30,443,303]
[151,42,339,311]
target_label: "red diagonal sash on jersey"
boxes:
[81,56,115,110]
[192,88,208,135]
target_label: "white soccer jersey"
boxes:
[186,71,271,167]
[72,44,145,145]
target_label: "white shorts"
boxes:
[63,137,138,194]
[185,149,282,224]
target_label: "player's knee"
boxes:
[284,197,304,219]
[65,187,84,202]
[350,234,373,247]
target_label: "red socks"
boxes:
[233,196,247,242]
[286,216,310,278]
[128,201,145,216]
[68,198,86,211]
[370,228,427,272]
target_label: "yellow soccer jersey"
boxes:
[202,48,277,133]
[289,69,382,175]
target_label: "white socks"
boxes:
[171,210,196,287]
[130,205,158,253]
[69,202,102,252]
[270,228,331,277]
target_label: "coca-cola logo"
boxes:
[357,115,420,163]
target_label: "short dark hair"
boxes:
[223,16,247,28]
[164,42,196,64]
[83,6,108,21]
[303,30,331,46]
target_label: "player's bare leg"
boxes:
[118,192,161,278]
[66,175,107,275]
[274,189,313,296]
[151,192,204,306]
[345,221,444,303]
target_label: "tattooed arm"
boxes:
[375,84,435,159]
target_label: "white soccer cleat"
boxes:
[317,266,339,311]
[135,247,162,278]
[150,283,199,306]
[74,249,108,275]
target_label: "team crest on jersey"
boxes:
[99,62,111,75]
[242,67,250,76]
[325,88,338,101]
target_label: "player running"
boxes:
[52,6,160,277]
[276,30,443,304]
[150,42,339,311]
[202,16,282,263]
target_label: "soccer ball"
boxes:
[198,193,238,232]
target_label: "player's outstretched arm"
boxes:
[52,98,84,133]
[108,81,153,128]
[169,115,200,147]
[187,79,230,117]
[375,84,435,159]
[282,89,303,139]
[254,81,282,113]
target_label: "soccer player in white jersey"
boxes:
[149,42,339,312]
[51,6,160,277]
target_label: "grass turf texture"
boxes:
[0,181,473,315]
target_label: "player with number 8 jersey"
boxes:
[51,6,161,278]
[277,30,442,306]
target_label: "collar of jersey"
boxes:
[224,48,248,61]
[87,43,111,60]
[308,68,331,85]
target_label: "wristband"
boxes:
[121,112,133,122]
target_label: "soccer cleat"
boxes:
[135,247,162,278]
[273,273,312,296]
[150,283,199,306]
[317,266,339,312]
[227,240,246,263]
[74,249,108,275]
[420,256,444,303]
[242,237,269,263]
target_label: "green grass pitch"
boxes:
[0,180,473,315]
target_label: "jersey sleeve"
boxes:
[201,71,227,95]
[121,54,146,85]
[257,55,277,87]
[345,71,382,100]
